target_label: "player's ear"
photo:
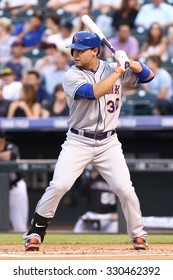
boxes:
[92,48,99,56]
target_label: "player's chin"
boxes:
[74,60,81,66]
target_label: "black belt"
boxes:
[70,128,116,141]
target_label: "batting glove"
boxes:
[114,50,130,71]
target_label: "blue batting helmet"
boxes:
[67,31,101,55]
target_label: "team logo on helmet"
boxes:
[74,35,79,42]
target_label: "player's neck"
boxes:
[83,60,99,72]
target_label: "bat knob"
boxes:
[125,61,130,69]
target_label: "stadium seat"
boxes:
[131,28,146,48]
[162,60,173,78]
[0,9,11,18]
[124,90,156,115]
[25,48,44,64]
[120,100,135,116]
[39,0,47,6]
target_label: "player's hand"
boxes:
[115,62,125,76]
[114,50,130,71]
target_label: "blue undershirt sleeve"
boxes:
[75,83,96,100]
[134,62,154,84]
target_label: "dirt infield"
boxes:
[0,244,173,260]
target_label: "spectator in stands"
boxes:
[0,0,38,18]
[7,83,42,117]
[25,70,50,105]
[112,0,140,30]
[166,27,173,61]
[91,0,122,12]
[134,0,173,31]
[0,17,16,66]
[72,3,91,32]
[0,131,29,232]
[42,83,69,118]
[94,4,115,38]
[139,22,168,62]
[73,168,118,233]
[34,42,58,79]
[41,51,69,98]
[12,11,45,53]
[46,18,74,59]
[143,55,173,115]
[0,68,22,101]
[4,41,33,81]
[42,14,61,42]
[0,79,11,117]
[46,0,89,14]
[104,23,139,61]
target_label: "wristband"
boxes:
[134,62,150,81]
[115,68,124,76]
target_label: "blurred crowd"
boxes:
[0,0,173,117]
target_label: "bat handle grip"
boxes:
[124,61,130,68]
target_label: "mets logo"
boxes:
[74,35,79,42]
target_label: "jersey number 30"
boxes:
[107,99,119,113]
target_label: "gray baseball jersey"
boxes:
[63,59,137,132]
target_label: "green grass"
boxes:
[0,233,173,245]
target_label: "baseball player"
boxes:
[23,31,154,251]
[0,131,29,232]
[73,168,118,233]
